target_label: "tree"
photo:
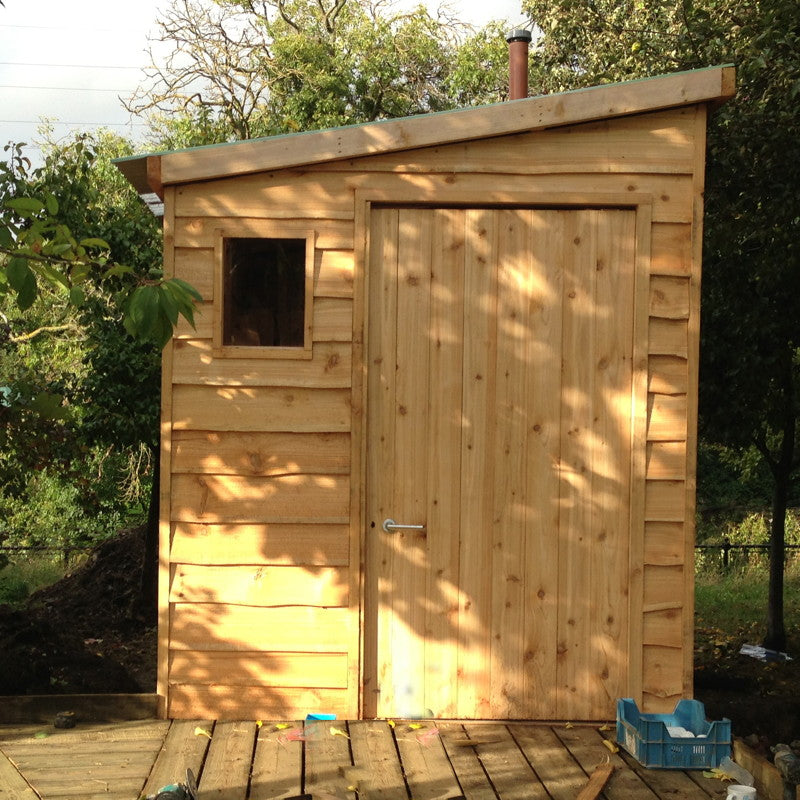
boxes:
[523,0,800,650]
[1,133,202,614]
[125,0,515,148]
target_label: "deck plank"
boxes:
[0,746,39,800]
[141,719,212,796]
[438,723,497,800]
[395,721,462,800]
[197,720,258,800]
[508,724,589,800]
[463,723,548,800]
[249,723,303,800]
[349,719,407,799]
[554,725,658,800]
[303,719,355,798]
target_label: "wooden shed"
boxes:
[118,65,735,722]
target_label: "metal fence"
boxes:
[695,539,800,570]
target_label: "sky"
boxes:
[0,0,526,165]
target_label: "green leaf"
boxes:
[158,284,180,326]
[79,237,110,250]
[7,257,33,292]
[6,197,45,215]
[45,194,59,216]
[102,264,135,279]
[0,225,12,248]
[69,286,85,307]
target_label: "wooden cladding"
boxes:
[154,97,715,719]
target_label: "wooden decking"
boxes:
[0,718,730,800]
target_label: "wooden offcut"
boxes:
[115,66,734,721]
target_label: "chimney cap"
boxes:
[506,29,532,44]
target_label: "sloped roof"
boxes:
[116,65,734,198]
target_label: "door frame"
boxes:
[350,186,653,718]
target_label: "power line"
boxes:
[0,85,131,92]
[0,61,142,70]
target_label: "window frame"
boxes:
[213,226,316,360]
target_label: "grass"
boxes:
[0,556,71,608]
[695,558,800,641]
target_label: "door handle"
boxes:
[382,519,426,533]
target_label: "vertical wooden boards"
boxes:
[366,206,638,720]
[196,721,257,800]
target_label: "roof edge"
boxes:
[116,65,735,194]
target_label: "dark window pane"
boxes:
[223,237,306,347]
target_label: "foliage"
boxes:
[126,0,518,148]
[522,0,800,650]
[0,139,201,349]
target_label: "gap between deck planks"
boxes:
[0,719,732,800]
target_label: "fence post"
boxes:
[722,537,731,570]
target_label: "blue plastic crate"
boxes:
[616,698,731,769]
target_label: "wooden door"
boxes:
[365,206,638,720]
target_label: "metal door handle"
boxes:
[382,518,426,533]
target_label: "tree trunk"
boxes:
[763,356,796,653]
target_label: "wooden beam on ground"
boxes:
[250,723,303,800]
[0,747,39,800]
[576,763,615,800]
[394,721,462,800]
[197,720,258,800]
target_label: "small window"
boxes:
[218,233,314,356]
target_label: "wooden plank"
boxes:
[523,209,564,719]
[554,726,658,800]
[363,206,399,718]
[643,522,685,566]
[388,207,434,720]
[171,340,352,387]
[649,318,689,357]
[646,441,686,480]
[141,719,212,796]
[171,385,351,433]
[394,721,461,800]
[0,694,158,724]
[421,207,465,719]
[576,763,615,800]
[170,522,350,566]
[169,564,349,606]
[509,725,588,800]
[249,724,303,800]
[457,208,497,719]
[169,651,348,688]
[13,777,144,798]
[733,739,800,800]
[174,170,356,218]
[437,722,497,800]
[349,720,406,799]
[645,480,686,522]
[167,686,350,720]
[641,645,684,709]
[315,249,355,298]
[174,216,353,250]
[196,720,257,800]
[644,565,684,608]
[463,723,547,800]
[329,109,696,177]
[0,748,39,800]
[171,430,350,476]
[648,355,688,395]
[650,276,690,319]
[174,247,214,298]
[303,720,355,799]
[151,67,734,185]
[643,606,683,648]
[170,603,352,651]
[312,296,353,341]
[489,209,529,718]
[0,721,167,745]
[651,223,691,276]
[170,473,350,524]
[647,394,688,441]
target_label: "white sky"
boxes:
[0,0,526,163]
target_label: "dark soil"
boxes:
[694,622,800,754]
[0,530,797,751]
[0,527,156,696]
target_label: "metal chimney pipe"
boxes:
[506,29,532,100]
